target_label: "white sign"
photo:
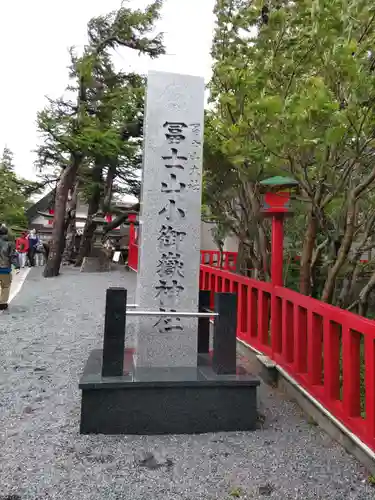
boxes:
[113,251,121,263]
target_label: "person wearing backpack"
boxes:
[0,226,14,311]
[15,232,29,268]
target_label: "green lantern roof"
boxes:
[260,176,298,187]
[259,175,298,187]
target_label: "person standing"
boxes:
[27,229,40,267]
[15,232,29,268]
[0,226,14,311]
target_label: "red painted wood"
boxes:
[129,258,375,452]
[271,216,284,287]
[365,335,375,440]
[342,327,361,418]
[264,191,291,210]
[258,292,269,347]
[249,287,258,338]
[282,300,294,364]
[323,319,341,402]
[48,209,54,225]
[294,306,307,373]
[271,295,282,354]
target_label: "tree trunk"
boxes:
[219,242,224,268]
[102,205,139,235]
[236,239,249,275]
[43,155,82,278]
[245,181,269,276]
[299,210,318,295]
[102,163,116,212]
[75,164,102,267]
[358,272,375,317]
[321,195,357,302]
[62,183,79,264]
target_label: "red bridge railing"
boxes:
[128,241,238,273]
[127,217,375,452]
[200,264,375,453]
[200,250,237,271]
[128,242,139,271]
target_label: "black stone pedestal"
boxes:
[79,349,260,435]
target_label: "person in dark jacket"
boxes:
[0,226,14,310]
[27,229,40,267]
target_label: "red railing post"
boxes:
[128,214,138,271]
[271,215,284,287]
[293,305,307,373]
[128,214,136,245]
[323,318,341,402]
[260,179,297,359]
[342,326,361,418]
[198,262,375,452]
[270,214,285,355]
[262,199,288,357]
[365,335,375,440]
[307,311,323,386]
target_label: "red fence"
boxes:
[199,264,375,453]
[127,222,375,452]
[128,242,139,271]
[200,250,237,271]
[128,243,238,273]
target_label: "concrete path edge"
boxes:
[237,339,375,476]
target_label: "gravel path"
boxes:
[0,267,374,500]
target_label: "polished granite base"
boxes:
[79,349,260,435]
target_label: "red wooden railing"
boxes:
[200,250,238,271]
[128,242,139,271]
[127,216,238,272]
[127,214,138,271]
[127,240,238,273]
[127,216,375,451]
[199,264,375,453]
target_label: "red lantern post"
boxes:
[260,177,298,286]
[260,176,298,355]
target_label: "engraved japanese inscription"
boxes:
[135,71,205,368]
[154,122,190,333]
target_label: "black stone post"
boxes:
[212,292,237,375]
[101,287,127,377]
[198,290,211,353]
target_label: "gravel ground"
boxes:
[0,267,374,500]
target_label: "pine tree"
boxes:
[0,148,31,228]
[37,1,165,277]
[207,0,375,305]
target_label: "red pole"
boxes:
[271,214,284,286]
[128,214,136,246]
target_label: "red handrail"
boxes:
[128,242,139,271]
[127,235,375,451]
[127,243,238,274]
[200,250,238,271]
[199,264,375,453]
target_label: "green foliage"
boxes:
[87,0,164,58]
[0,148,29,228]
[206,0,375,301]
[228,487,244,498]
[36,1,164,208]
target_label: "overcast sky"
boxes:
[0,0,216,180]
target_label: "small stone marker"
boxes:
[102,288,127,377]
[135,70,205,368]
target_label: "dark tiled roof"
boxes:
[26,191,55,223]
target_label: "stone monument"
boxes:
[79,70,260,435]
[135,70,204,370]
